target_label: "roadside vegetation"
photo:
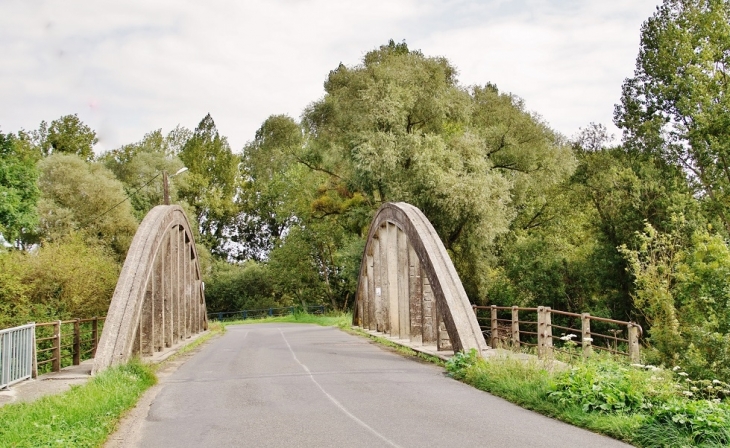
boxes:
[0,361,156,448]
[446,350,730,448]
[221,310,352,328]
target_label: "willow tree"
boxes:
[286,40,574,300]
[615,0,730,233]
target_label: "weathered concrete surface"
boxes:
[119,323,629,448]
[354,202,488,355]
[0,361,93,407]
[93,205,207,374]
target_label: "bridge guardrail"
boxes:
[0,323,35,389]
[209,305,326,322]
[472,305,642,362]
[35,317,105,375]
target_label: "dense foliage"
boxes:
[1,0,729,385]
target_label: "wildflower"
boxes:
[690,386,698,391]
[631,363,645,368]
[559,334,577,341]
[582,337,593,342]
[712,379,723,385]
[683,391,694,397]
[673,366,681,371]
[678,372,689,376]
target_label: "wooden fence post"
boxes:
[581,313,592,358]
[490,305,498,348]
[543,307,553,359]
[628,324,640,363]
[511,306,520,350]
[537,306,544,358]
[52,320,61,372]
[73,318,80,365]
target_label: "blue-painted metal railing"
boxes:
[0,323,35,390]
[208,305,326,322]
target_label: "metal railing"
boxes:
[35,317,105,375]
[209,305,326,322]
[0,323,35,389]
[473,305,643,362]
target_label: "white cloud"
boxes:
[0,0,659,152]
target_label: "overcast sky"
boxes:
[1,0,660,154]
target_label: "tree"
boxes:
[177,114,240,256]
[36,154,138,258]
[615,0,730,232]
[36,114,99,161]
[101,129,189,221]
[0,131,40,246]
[298,41,573,300]
[235,115,306,260]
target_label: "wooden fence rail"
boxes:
[473,305,642,362]
[34,317,105,377]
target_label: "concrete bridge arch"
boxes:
[354,202,488,354]
[93,205,207,373]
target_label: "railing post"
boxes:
[269,308,273,317]
[243,310,247,320]
[628,324,640,363]
[581,313,592,359]
[218,312,223,321]
[52,320,61,372]
[511,306,520,350]
[544,307,553,358]
[537,306,544,358]
[73,319,81,365]
[490,305,498,348]
[91,317,99,358]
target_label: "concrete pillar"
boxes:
[387,223,399,336]
[373,233,384,332]
[165,232,173,348]
[397,227,409,339]
[422,271,436,345]
[378,227,389,333]
[171,227,180,343]
[367,253,376,331]
[408,242,423,345]
[141,271,154,356]
[154,250,164,352]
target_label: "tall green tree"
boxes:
[36,154,138,258]
[0,132,40,246]
[615,0,730,232]
[34,114,98,161]
[177,114,240,256]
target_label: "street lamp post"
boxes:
[163,167,188,205]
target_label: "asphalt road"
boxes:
[130,323,631,448]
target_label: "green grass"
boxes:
[222,311,353,328]
[445,350,730,447]
[0,361,156,448]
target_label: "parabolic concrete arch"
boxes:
[353,202,488,354]
[93,205,207,374]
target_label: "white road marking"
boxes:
[279,328,404,448]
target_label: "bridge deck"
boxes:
[121,323,629,448]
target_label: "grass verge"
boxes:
[445,350,730,448]
[221,311,353,328]
[0,361,156,448]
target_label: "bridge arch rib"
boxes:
[354,202,488,354]
[93,205,207,374]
